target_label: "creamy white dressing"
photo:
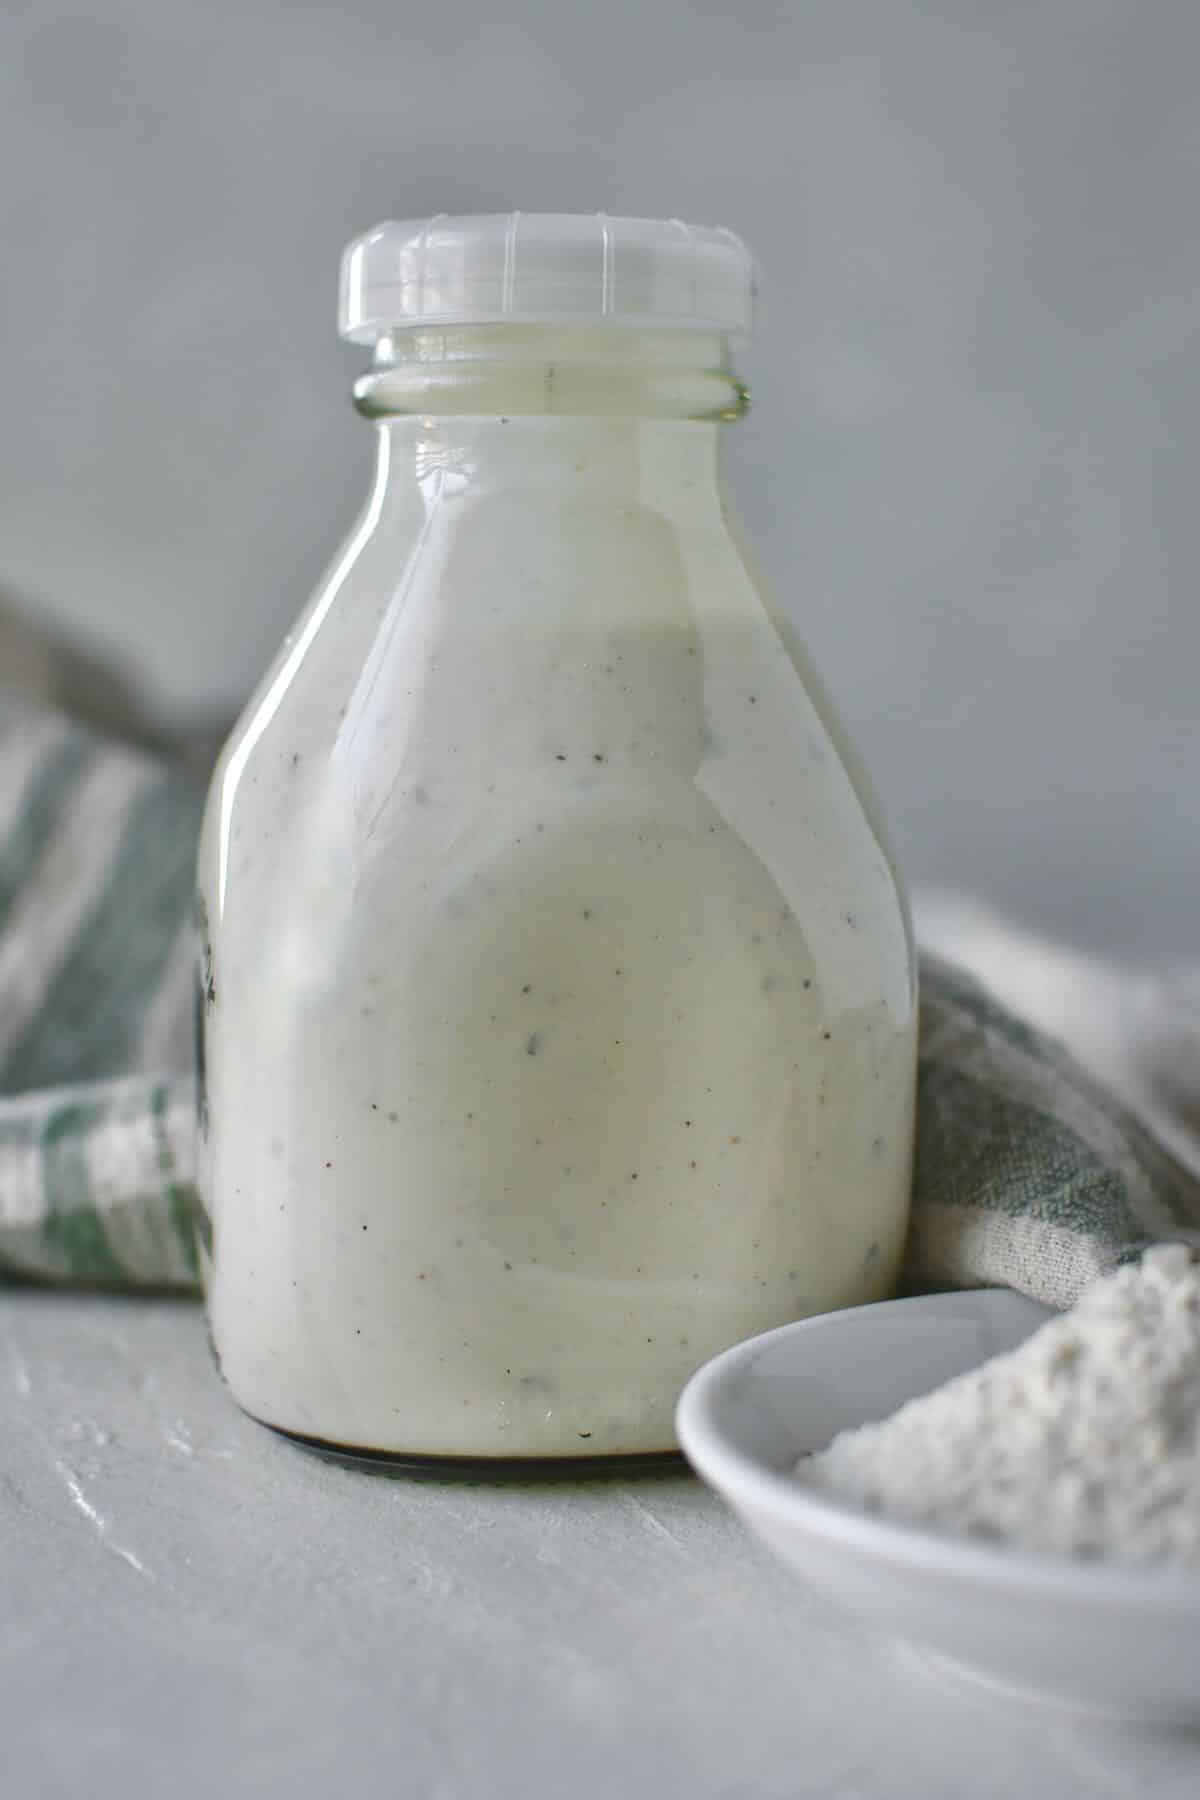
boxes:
[197,337,916,1458]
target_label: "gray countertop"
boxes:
[4,1289,1199,1799]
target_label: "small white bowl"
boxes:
[676,1289,1200,1723]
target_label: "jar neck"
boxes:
[352,324,748,422]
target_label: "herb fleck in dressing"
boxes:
[195,215,917,1460]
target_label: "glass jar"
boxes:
[195,214,917,1465]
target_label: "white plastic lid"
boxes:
[339,212,756,345]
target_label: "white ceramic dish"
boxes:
[676,1289,1200,1723]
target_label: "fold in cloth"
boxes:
[1,698,1197,1308]
[909,952,1199,1306]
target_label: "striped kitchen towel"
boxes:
[0,1076,198,1287]
[907,956,1200,1307]
[1,695,1198,1307]
[0,696,202,1286]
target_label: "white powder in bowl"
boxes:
[798,1245,1200,1564]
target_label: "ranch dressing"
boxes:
[196,215,917,1460]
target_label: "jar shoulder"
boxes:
[201,484,912,1012]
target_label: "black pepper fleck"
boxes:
[525,1033,541,1056]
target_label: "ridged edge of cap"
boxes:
[339,212,757,344]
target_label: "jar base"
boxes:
[269,1421,687,1482]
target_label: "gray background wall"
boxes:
[2,0,1196,957]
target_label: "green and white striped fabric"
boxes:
[0,697,202,1287]
[0,1077,197,1287]
[907,957,1200,1308]
[1,696,1197,1308]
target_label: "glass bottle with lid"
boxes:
[195,213,917,1465]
